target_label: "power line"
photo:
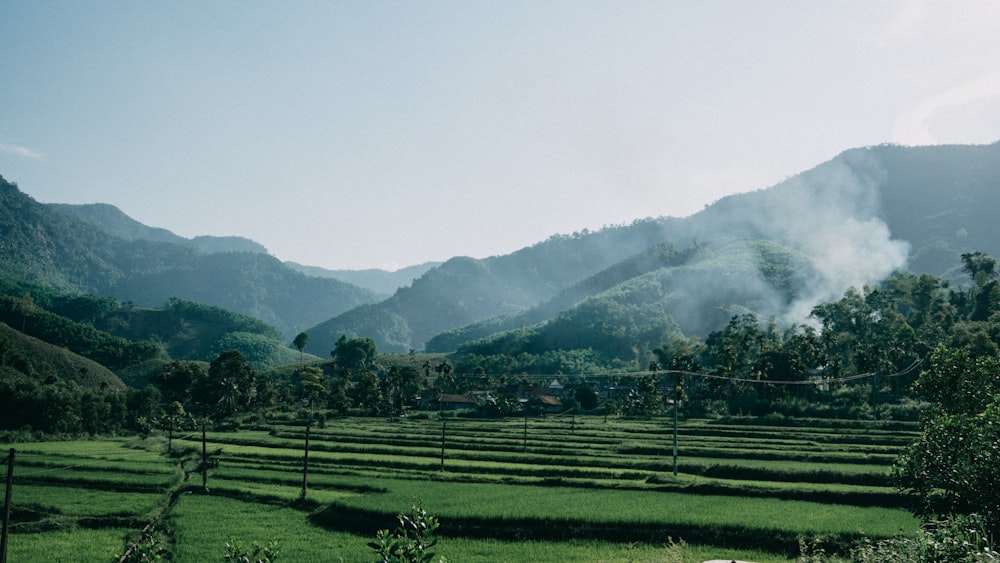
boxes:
[445,358,923,387]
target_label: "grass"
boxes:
[12,483,165,518]
[170,494,367,562]
[2,415,924,560]
[4,526,136,562]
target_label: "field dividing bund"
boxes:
[2,438,183,561]
[176,416,920,559]
[3,416,922,561]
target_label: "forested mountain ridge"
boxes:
[303,220,689,355]
[50,202,270,254]
[307,142,1000,355]
[2,142,998,360]
[0,176,380,338]
[284,260,441,297]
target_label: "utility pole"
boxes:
[201,420,208,491]
[440,421,446,471]
[300,422,311,500]
[523,413,528,453]
[672,375,679,476]
[2,448,14,563]
[872,371,879,428]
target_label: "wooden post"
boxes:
[672,375,679,476]
[201,420,208,491]
[872,371,879,428]
[523,414,528,453]
[300,423,310,499]
[1,448,14,563]
[439,421,446,471]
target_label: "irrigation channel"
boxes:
[2,415,922,561]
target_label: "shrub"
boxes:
[223,537,280,563]
[368,502,444,563]
[851,514,997,562]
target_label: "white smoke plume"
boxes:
[679,148,910,329]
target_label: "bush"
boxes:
[368,502,444,563]
[852,514,998,562]
[223,537,280,563]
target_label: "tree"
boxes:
[961,251,1000,321]
[151,360,205,405]
[353,368,383,415]
[293,332,310,361]
[894,344,1000,538]
[191,350,256,417]
[296,365,327,409]
[573,384,599,411]
[332,335,378,373]
[434,360,454,391]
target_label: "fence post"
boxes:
[300,423,310,500]
[201,420,208,491]
[523,415,528,453]
[440,421,446,471]
[672,374,679,476]
[1,448,14,563]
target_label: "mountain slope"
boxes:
[284,261,442,297]
[50,202,270,254]
[309,142,1000,355]
[0,321,125,389]
[0,176,381,338]
[302,221,682,355]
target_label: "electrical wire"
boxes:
[446,358,923,387]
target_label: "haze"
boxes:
[2,1,999,271]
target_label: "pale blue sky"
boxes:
[2,1,999,270]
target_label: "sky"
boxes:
[2,1,1000,271]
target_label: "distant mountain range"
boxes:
[2,142,998,360]
[0,181,380,339]
[301,142,1000,356]
[284,261,441,298]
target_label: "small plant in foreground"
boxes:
[116,525,167,562]
[852,514,997,563]
[224,537,280,563]
[368,501,445,563]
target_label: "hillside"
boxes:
[284,261,441,297]
[0,272,303,383]
[50,202,271,255]
[0,176,381,338]
[3,142,999,360]
[302,221,685,355]
[0,321,124,389]
[306,142,1000,355]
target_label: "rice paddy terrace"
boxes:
[3,415,922,562]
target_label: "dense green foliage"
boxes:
[894,344,1000,538]
[0,175,380,339]
[0,276,304,435]
[0,293,163,370]
[310,143,1000,354]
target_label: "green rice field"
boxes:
[1,415,923,561]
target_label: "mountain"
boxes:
[0,177,381,339]
[4,142,998,362]
[50,202,272,255]
[284,261,441,297]
[0,321,125,389]
[49,202,186,244]
[305,142,1000,356]
[302,221,692,355]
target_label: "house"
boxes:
[436,393,477,411]
[530,393,563,414]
